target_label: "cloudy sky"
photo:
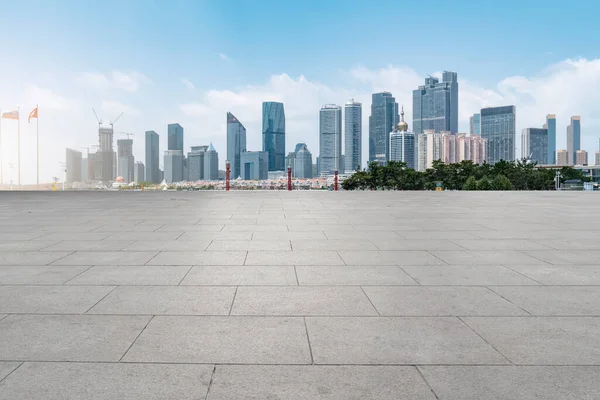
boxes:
[1,0,599,184]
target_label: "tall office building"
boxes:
[295,145,313,178]
[164,150,184,183]
[416,133,427,172]
[134,161,145,183]
[187,146,208,181]
[145,131,160,183]
[413,71,459,135]
[369,92,399,163]
[521,128,548,164]
[295,143,307,153]
[204,143,219,180]
[226,112,247,179]
[389,108,416,169]
[319,104,343,175]
[544,114,557,164]
[425,130,443,169]
[344,99,362,172]
[567,116,581,165]
[97,125,115,182]
[595,151,600,166]
[117,139,134,183]
[241,151,268,180]
[262,102,285,171]
[65,148,82,183]
[470,113,481,136]
[576,150,588,166]
[481,105,516,164]
[168,123,184,151]
[557,150,568,166]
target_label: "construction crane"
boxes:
[91,109,124,127]
[80,144,99,158]
[116,132,134,139]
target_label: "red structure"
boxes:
[287,167,292,191]
[334,170,339,191]
[225,161,230,191]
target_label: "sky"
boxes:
[1,0,600,184]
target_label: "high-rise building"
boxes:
[295,143,307,153]
[557,149,568,165]
[81,157,88,182]
[470,113,481,136]
[595,151,600,166]
[544,114,557,164]
[369,92,399,163]
[65,148,82,183]
[97,125,115,182]
[226,112,246,179]
[521,128,548,164]
[413,71,459,135]
[416,133,428,172]
[567,116,581,165]
[481,105,516,164]
[164,150,184,183]
[145,130,160,183]
[441,132,458,164]
[425,130,443,169]
[389,107,416,169]
[262,102,285,171]
[168,123,184,151]
[344,99,362,172]
[117,139,134,183]
[187,146,208,181]
[204,143,219,180]
[240,151,268,180]
[319,104,343,175]
[134,161,145,183]
[576,150,588,166]
[456,133,487,165]
[295,145,313,178]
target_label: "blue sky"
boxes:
[1,0,600,183]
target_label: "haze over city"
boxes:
[1,0,599,184]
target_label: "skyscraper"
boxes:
[65,148,82,183]
[389,107,416,169]
[187,146,208,181]
[426,130,443,169]
[521,128,548,164]
[295,145,313,178]
[97,125,115,182]
[369,92,399,163]
[262,102,285,171]
[226,112,247,179]
[134,161,145,183]
[117,139,134,183]
[576,150,588,166]
[544,114,556,164]
[344,99,362,172]
[557,149,568,165]
[145,130,160,183]
[480,105,516,164]
[413,71,459,135]
[168,123,184,151]
[204,143,219,180]
[567,116,581,165]
[470,113,481,136]
[319,104,343,175]
[241,151,268,180]
[164,150,184,183]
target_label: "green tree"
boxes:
[463,176,478,190]
[477,176,492,190]
[491,174,514,190]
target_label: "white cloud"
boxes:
[101,100,141,117]
[23,84,80,112]
[219,53,229,61]
[181,78,196,91]
[75,70,150,92]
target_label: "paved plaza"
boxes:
[0,191,599,399]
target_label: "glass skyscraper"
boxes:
[521,128,548,164]
[226,112,247,179]
[344,99,362,172]
[544,114,556,164]
[413,71,458,135]
[262,102,286,171]
[470,113,481,136]
[319,104,343,175]
[145,130,159,183]
[567,116,581,165]
[481,105,516,164]
[168,123,184,151]
[369,92,399,164]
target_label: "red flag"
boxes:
[1,110,19,120]
[28,107,38,123]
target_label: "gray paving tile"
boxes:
[371,239,463,251]
[208,365,436,400]
[291,239,377,251]
[463,317,600,365]
[0,252,72,266]
[419,366,600,400]
[0,285,115,314]
[122,240,211,251]
[306,317,508,365]
[178,231,253,240]
[396,231,482,239]
[92,225,163,232]
[338,251,447,266]
[123,316,311,364]
[0,315,7,322]
[491,286,600,315]
[252,231,327,240]
[363,286,528,316]
[430,250,547,266]
[180,265,297,285]
[531,239,600,250]
[0,314,150,361]
[157,224,224,231]
[52,251,158,266]
[105,232,184,241]
[147,251,247,265]
[32,233,111,241]
[522,250,600,265]
[245,251,343,266]
[323,231,399,240]
[296,265,417,285]
[88,286,236,315]
[41,240,134,251]
[0,362,213,400]
[0,266,90,284]
[508,265,600,285]
[0,241,57,252]
[451,239,551,251]
[207,240,291,251]
[402,265,540,285]
[223,224,288,232]
[0,361,21,381]
[231,286,377,316]
[66,265,191,285]
[0,233,45,241]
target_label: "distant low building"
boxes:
[134,161,145,183]
[66,148,82,183]
[241,151,268,180]
[188,146,208,181]
[557,149,568,166]
[576,150,588,166]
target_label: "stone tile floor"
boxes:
[0,191,599,399]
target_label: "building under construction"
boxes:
[97,126,115,182]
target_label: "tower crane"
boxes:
[116,132,134,139]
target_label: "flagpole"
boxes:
[17,106,20,190]
[36,105,39,187]
[0,108,3,185]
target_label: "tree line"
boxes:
[341,160,591,191]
